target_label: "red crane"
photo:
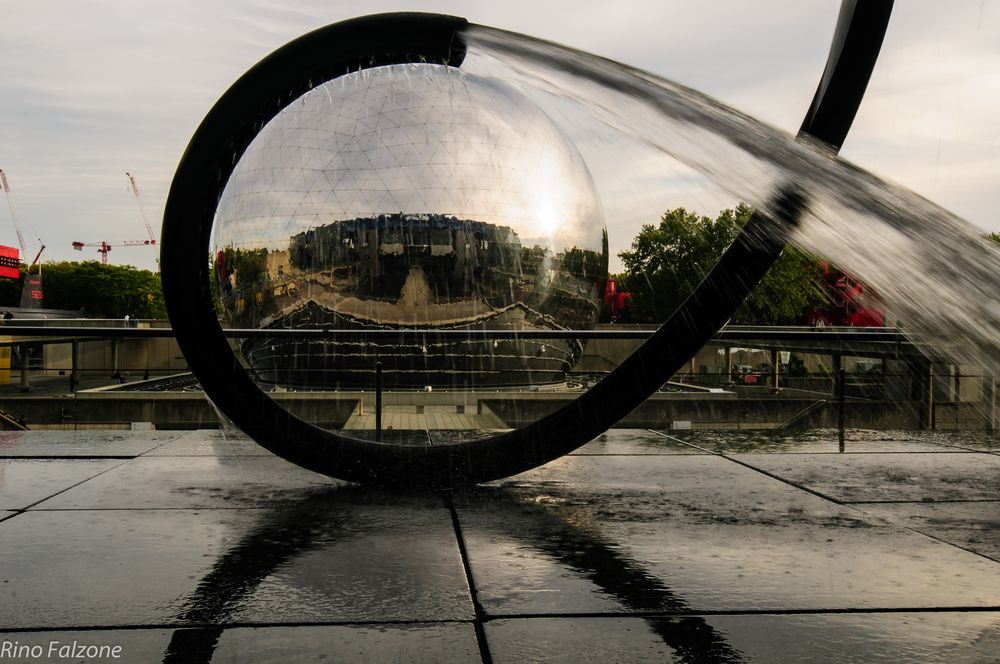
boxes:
[71,172,158,266]
[0,168,46,272]
[603,277,632,321]
[806,262,885,327]
[72,239,157,264]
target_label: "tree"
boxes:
[0,261,166,318]
[618,204,825,325]
[0,269,22,307]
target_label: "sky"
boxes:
[1,0,998,273]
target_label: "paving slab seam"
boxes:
[0,455,137,460]
[136,436,184,457]
[650,431,847,505]
[0,619,478,634]
[651,430,1000,565]
[25,506,300,512]
[122,455,277,461]
[644,429,993,455]
[568,452,711,457]
[850,505,1000,564]
[17,459,132,511]
[137,433,201,456]
[847,499,1000,504]
[922,442,1000,454]
[645,430,708,453]
[737,450,982,455]
[477,606,1000,621]
[447,497,494,664]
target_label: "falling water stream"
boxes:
[464,25,1000,373]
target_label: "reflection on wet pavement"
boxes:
[572,429,703,455]
[488,612,1000,664]
[488,617,742,663]
[0,490,471,629]
[457,456,1000,613]
[0,428,999,662]
[663,428,968,454]
[0,625,480,664]
[0,429,183,457]
[859,501,1000,562]
[33,456,345,509]
[731,452,1000,503]
[145,429,274,457]
[0,459,121,509]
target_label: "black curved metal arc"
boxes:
[465,189,803,482]
[421,0,894,483]
[162,14,473,485]
[162,5,892,488]
[801,0,894,148]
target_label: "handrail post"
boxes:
[837,367,846,452]
[375,361,383,442]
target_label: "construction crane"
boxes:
[71,172,158,266]
[126,172,157,244]
[72,239,156,265]
[0,168,46,272]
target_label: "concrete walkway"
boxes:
[0,427,998,662]
[343,405,506,430]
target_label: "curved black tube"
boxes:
[162,4,892,487]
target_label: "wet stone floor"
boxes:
[0,428,999,662]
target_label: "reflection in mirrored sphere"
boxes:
[212,63,607,389]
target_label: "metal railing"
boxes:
[0,321,983,439]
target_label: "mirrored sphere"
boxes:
[213,63,608,389]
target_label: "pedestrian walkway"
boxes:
[0,427,998,661]
[342,405,506,430]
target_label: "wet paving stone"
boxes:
[184,623,479,663]
[663,429,963,454]
[924,431,1000,452]
[3,427,1000,660]
[488,617,700,662]
[456,455,1000,614]
[427,429,507,444]
[487,612,1000,663]
[0,624,479,663]
[876,432,1000,453]
[0,429,182,457]
[0,459,121,510]
[732,452,1000,503]
[858,501,1000,562]
[571,429,703,455]
[34,457,344,509]
[144,429,275,457]
[0,630,174,663]
[0,498,473,628]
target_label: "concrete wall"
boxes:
[3,321,995,432]
[0,392,359,430]
[572,324,651,373]
[42,335,188,380]
[481,393,921,431]
[1,387,991,432]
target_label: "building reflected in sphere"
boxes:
[212,63,607,388]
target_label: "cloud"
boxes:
[0,0,997,274]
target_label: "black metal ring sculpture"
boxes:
[161,1,892,487]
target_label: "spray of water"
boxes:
[465,25,1000,374]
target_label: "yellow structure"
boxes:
[0,342,10,385]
